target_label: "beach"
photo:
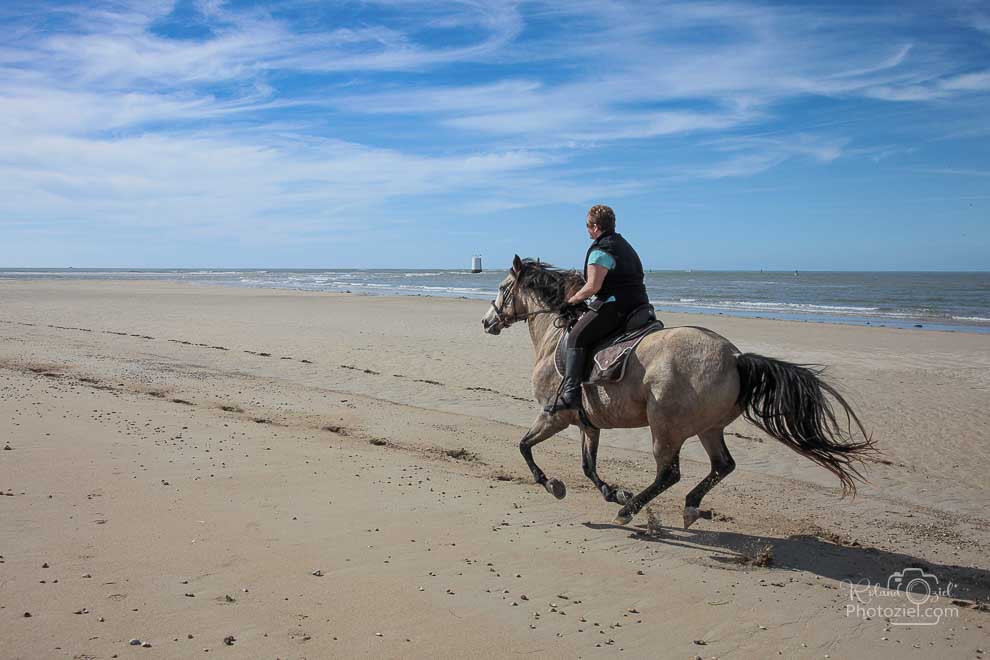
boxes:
[2,280,988,659]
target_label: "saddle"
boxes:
[554,304,664,384]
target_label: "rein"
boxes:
[489,276,580,329]
[487,301,557,326]
[488,263,595,428]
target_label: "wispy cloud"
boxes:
[14,0,524,89]
[682,134,849,178]
[0,1,988,265]
[908,167,990,177]
[319,2,987,149]
[0,128,554,233]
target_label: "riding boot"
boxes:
[544,348,587,414]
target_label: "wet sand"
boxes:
[2,280,988,659]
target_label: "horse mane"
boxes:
[516,258,585,308]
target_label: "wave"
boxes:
[738,302,879,312]
[652,299,880,313]
[647,298,990,329]
[5,269,986,330]
[233,275,497,299]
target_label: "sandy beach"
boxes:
[2,280,988,659]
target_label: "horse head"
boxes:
[482,255,526,335]
[482,256,584,335]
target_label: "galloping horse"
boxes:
[482,256,874,527]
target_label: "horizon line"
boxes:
[2,266,989,274]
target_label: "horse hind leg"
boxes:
[683,427,736,529]
[581,427,633,505]
[614,428,685,526]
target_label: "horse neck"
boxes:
[523,292,561,357]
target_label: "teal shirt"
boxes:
[587,249,616,303]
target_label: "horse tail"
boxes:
[735,353,875,495]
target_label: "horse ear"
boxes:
[512,254,523,273]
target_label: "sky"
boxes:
[1,0,988,270]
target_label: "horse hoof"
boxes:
[545,478,566,500]
[683,506,701,529]
[615,490,633,506]
[613,511,633,526]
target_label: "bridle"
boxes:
[489,275,525,328]
[488,273,573,329]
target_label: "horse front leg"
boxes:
[519,414,569,499]
[581,427,633,506]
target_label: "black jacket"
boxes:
[584,231,649,312]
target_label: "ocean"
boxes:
[2,268,988,334]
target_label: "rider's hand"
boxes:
[559,301,585,315]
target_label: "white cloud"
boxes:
[941,70,990,91]
[908,167,990,177]
[863,70,990,101]
[20,0,525,91]
[684,133,850,178]
[1,0,988,259]
[0,126,554,235]
[320,2,985,146]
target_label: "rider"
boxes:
[545,204,651,414]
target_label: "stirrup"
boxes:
[543,393,580,414]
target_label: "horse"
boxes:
[481,256,874,527]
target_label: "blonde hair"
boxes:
[587,204,615,232]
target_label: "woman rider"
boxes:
[545,204,651,414]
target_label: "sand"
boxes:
[1,280,988,659]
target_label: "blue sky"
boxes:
[1,0,988,270]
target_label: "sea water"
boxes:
[2,268,988,334]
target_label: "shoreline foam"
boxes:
[2,268,989,333]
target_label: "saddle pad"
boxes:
[555,320,664,384]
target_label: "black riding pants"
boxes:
[566,301,623,350]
